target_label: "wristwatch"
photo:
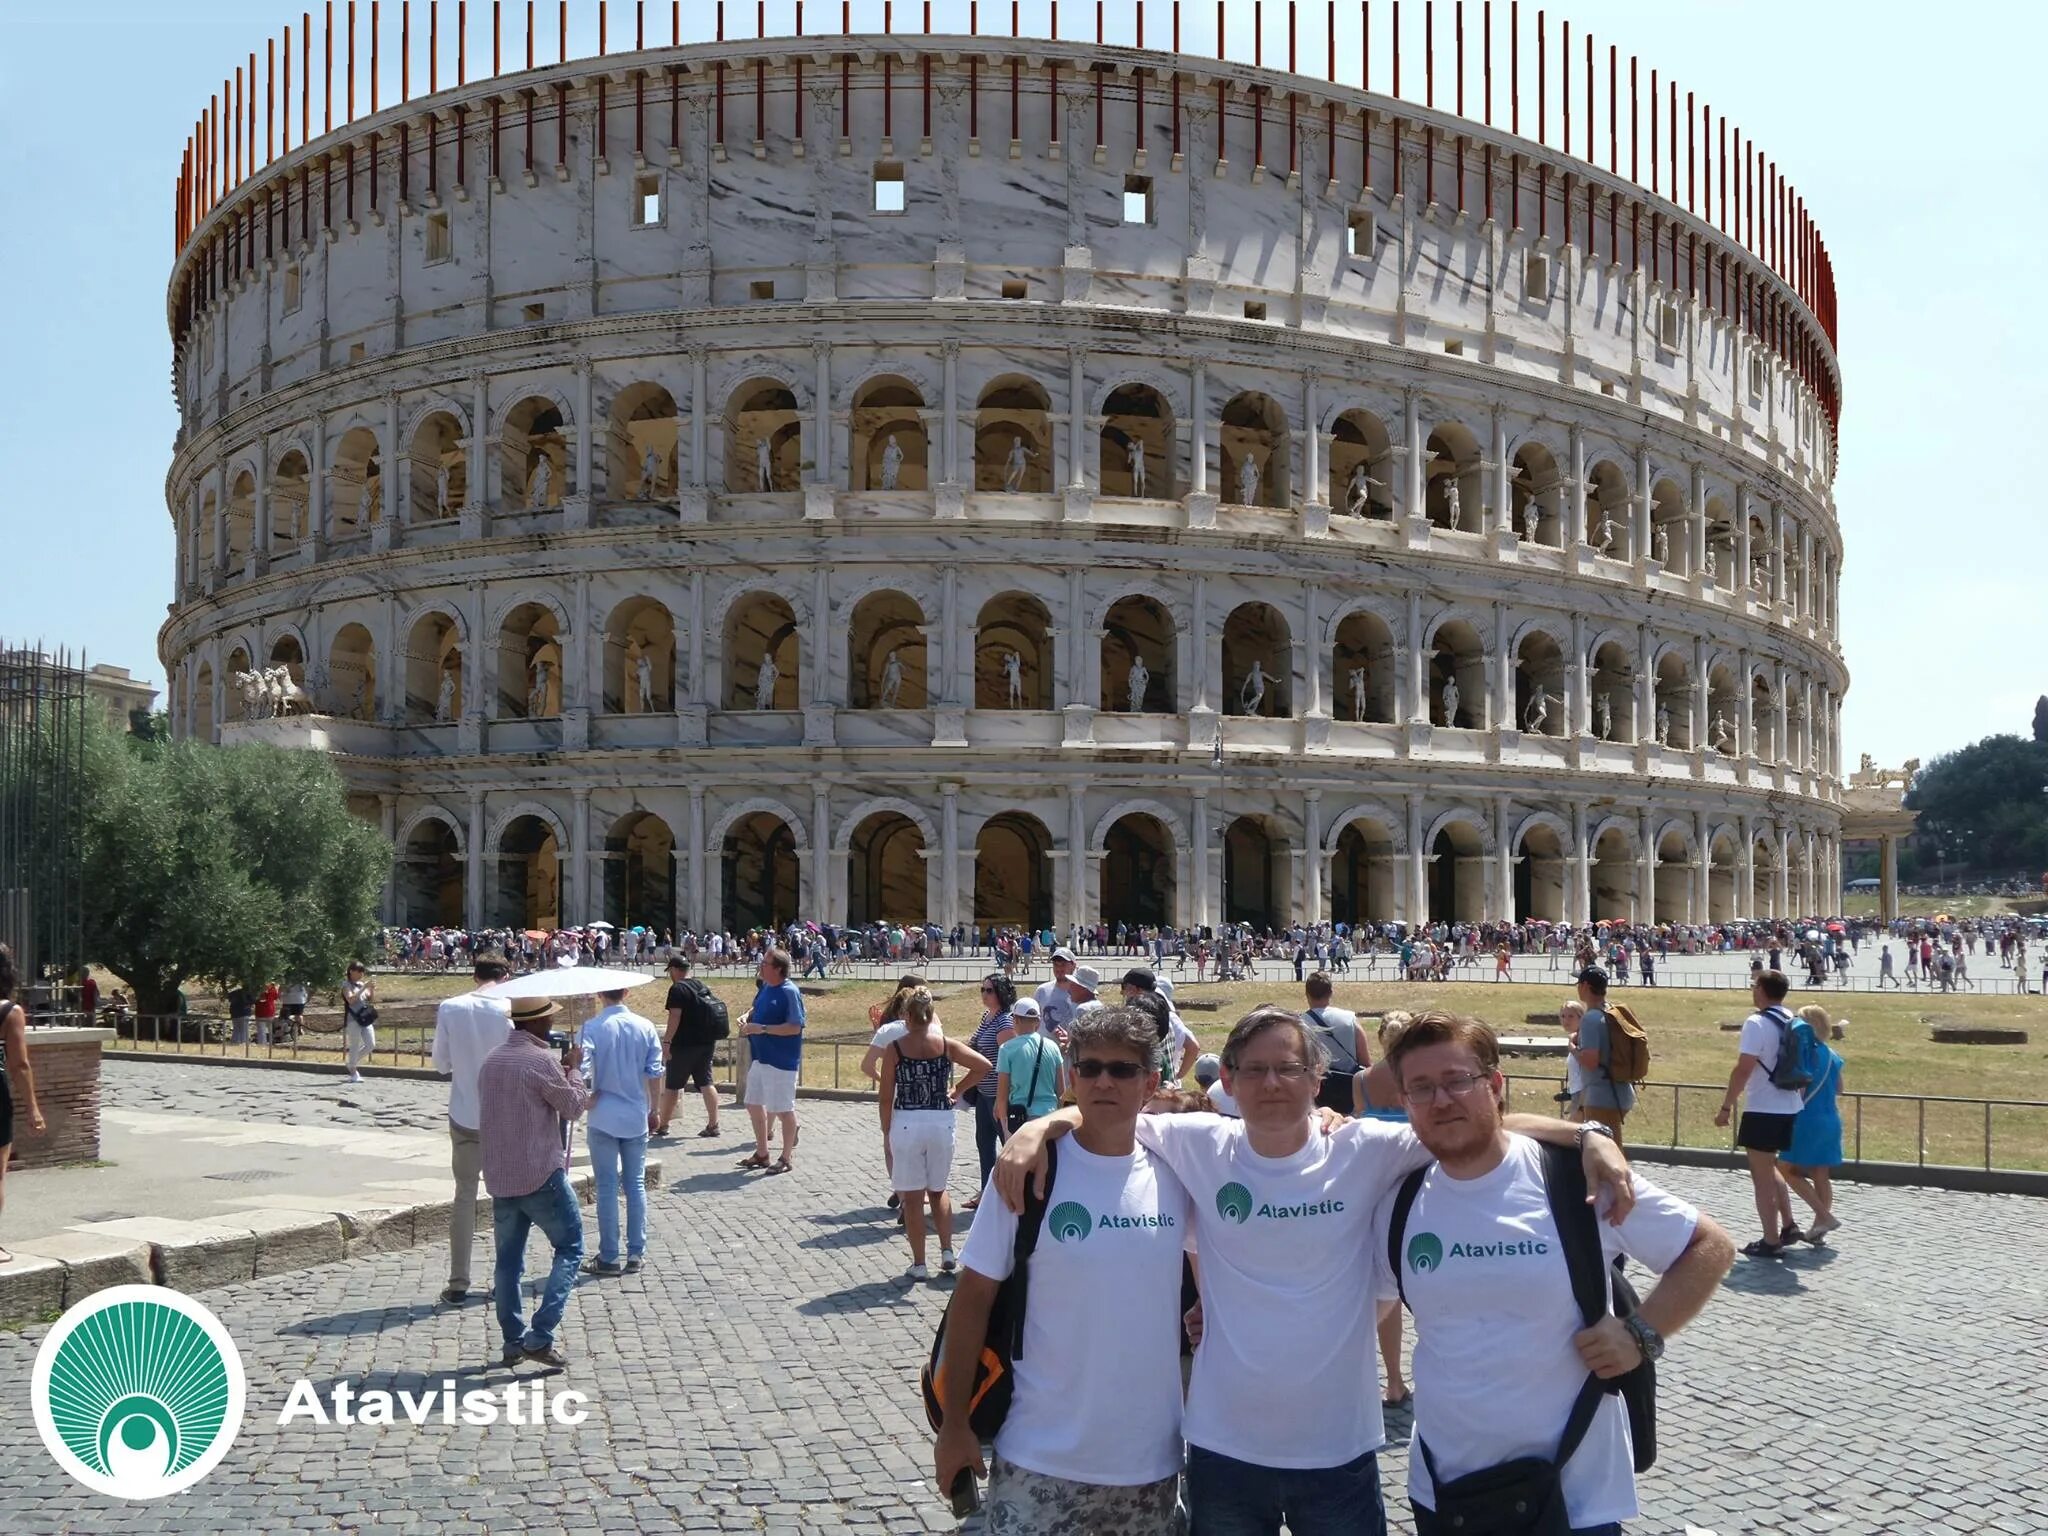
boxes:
[1575,1121,1618,1146]
[1622,1313,1665,1363]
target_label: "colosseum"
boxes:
[161,6,1847,938]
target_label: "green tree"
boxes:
[1905,734,2048,878]
[2034,695,2048,745]
[78,724,392,1017]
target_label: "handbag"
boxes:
[1004,1035,1055,1135]
[348,999,379,1029]
[1410,1378,1603,1536]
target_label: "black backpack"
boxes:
[684,979,730,1040]
[921,1143,1056,1439]
[1388,1140,1656,1475]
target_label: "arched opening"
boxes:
[408,410,466,520]
[1706,667,1740,755]
[501,396,568,509]
[604,811,675,933]
[1649,478,1687,572]
[1590,827,1637,923]
[725,378,802,493]
[331,426,382,537]
[1708,834,1739,923]
[607,382,678,502]
[1221,602,1292,718]
[1220,391,1289,508]
[1582,459,1632,561]
[270,450,311,553]
[974,592,1053,709]
[725,593,800,710]
[974,813,1053,930]
[850,375,928,491]
[398,817,464,927]
[328,623,377,720]
[1703,497,1733,587]
[1589,641,1635,743]
[848,811,928,925]
[1750,675,1779,762]
[1333,610,1396,723]
[195,493,218,579]
[1429,821,1486,924]
[1101,596,1174,713]
[1424,422,1483,533]
[1330,409,1393,518]
[604,597,675,715]
[1655,830,1694,924]
[1101,814,1174,929]
[1746,513,1773,595]
[1515,822,1567,922]
[1223,816,1289,930]
[1429,620,1487,730]
[1752,839,1778,918]
[1653,652,1695,750]
[404,612,464,724]
[722,812,799,931]
[1509,441,1565,546]
[848,590,928,709]
[222,645,253,720]
[267,634,306,691]
[497,602,563,719]
[1100,383,1174,500]
[225,470,256,575]
[193,662,215,740]
[974,376,1052,493]
[495,815,562,930]
[1514,630,1566,736]
[1331,819,1396,926]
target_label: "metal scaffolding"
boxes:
[0,642,88,985]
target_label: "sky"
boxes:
[4,1,2042,768]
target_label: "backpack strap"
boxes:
[1538,1140,1619,1467]
[1006,1141,1058,1360]
[1385,1163,1430,1309]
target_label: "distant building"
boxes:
[83,664,159,733]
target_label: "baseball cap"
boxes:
[1052,947,1077,964]
[1071,965,1101,993]
[1194,1052,1221,1086]
[1009,996,1042,1020]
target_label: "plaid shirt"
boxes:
[478,1029,592,1199]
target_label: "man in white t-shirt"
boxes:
[1001,1005,1633,1534]
[935,1006,1191,1531]
[1381,1011,1733,1533]
[1714,968,1809,1257]
[1034,947,1081,1044]
[430,949,514,1304]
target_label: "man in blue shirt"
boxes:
[577,986,665,1274]
[738,947,806,1174]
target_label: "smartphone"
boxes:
[948,1470,981,1518]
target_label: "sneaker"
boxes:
[502,1342,526,1367]
[523,1341,569,1367]
[938,1249,958,1274]
[623,1256,644,1273]
[582,1258,625,1277]
[440,1286,469,1305]
[887,1192,902,1211]
[906,1263,929,1282]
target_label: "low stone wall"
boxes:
[10,1028,114,1169]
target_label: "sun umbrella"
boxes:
[478,965,657,999]
[522,929,549,941]
[1804,928,1822,941]
[587,920,616,930]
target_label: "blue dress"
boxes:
[1786,1042,1844,1168]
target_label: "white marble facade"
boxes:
[160,34,1849,933]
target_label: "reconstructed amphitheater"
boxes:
[162,4,1847,936]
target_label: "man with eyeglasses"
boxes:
[999,1004,1632,1535]
[1380,1012,1733,1535]
[935,1006,1192,1533]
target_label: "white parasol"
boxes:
[586,920,616,930]
[478,965,656,999]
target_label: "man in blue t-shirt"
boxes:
[738,947,806,1174]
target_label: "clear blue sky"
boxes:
[5,2,2041,766]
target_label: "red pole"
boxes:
[348,4,357,119]
[235,69,242,187]
[285,27,294,154]
[1425,1,1432,109]
[370,3,379,112]
[403,2,411,101]
[459,0,467,82]
[431,0,439,93]
[1394,0,1401,99]
[1509,1,1517,134]
[1482,0,1490,126]
[1456,1,1464,119]
[326,2,334,131]
[268,41,277,162]
[1647,66,1655,193]
[1560,20,1567,157]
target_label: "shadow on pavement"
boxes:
[282,1302,448,1336]
[1720,1244,1836,1296]
[794,1279,936,1316]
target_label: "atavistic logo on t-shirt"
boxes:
[1407,1230,1551,1270]
[1406,1232,1445,1272]
[1215,1182,1344,1224]
[1048,1202,1094,1242]
[1215,1182,1254,1223]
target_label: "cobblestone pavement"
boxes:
[0,1065,2042,1533]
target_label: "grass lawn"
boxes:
[1838,890,2040,921]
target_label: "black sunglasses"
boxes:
[1073,1059,1146,1080]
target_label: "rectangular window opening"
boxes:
[750,279,777,301]
[1347,209,1377,258]
[425,211,453,263]
[873,162,906,214]
[347,341,367,363]
[1749,354,1768,399]
[282,263,302,315]
[1242,300,1268,321]
[1443,338,1465,357]
[1523,249,1551,299]
[1123,174,1154,225]
[633,173,663,227]
[1658,299,1682,350]
[1001,278,1029,300]
[523,302,547,323]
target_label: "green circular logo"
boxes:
[1047,1201,1094,1242]
[1215,1182,1254,1224]
[1406,1232,1446,1273]
[32,1286,245,1500]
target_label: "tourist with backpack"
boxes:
[1571,968,1645,1142]
[1713,969,1810,1257]
[931,1006,1191,1531]
[1302,970,1370,1114]
[1379,1011,1734,1536]
[656,955,728,1139]
[1778,1005,1845,1245]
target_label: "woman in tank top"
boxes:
[877,987,991,1282]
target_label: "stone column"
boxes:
[1689,462,1707,578]
[808,340,834,518]
[251,440,271,575]
[1066,346,1087,488]
[1189,357,1208,495]
[811,782,832,923]
[379,795,399,921]
[1300,370,1325,528]
[1066,783,1089,930]
[1773,826,1792,917]
[1304,790,1324,925]
[466,371,488,532]
[1402,387,1424,527]
[1406,794,1427,926]
[573,359,595,509]
[1405,589,1425,722]
[1570,800,1592,925]
[309,417,328,554]
[941,783,962,927]
[1738,826,1757,919]
[1492,603,1512,733]
[1568,612,1589,737]
[686,786,707,930]
[1776,667,1792,767]
[1567,425,1586,545]
[942,339,960,484]
[570,787,592,924]
[1692,636,1709,751]
[1635,627,1656,749]
[1772,511,1789,606]
[1737,648,1754,759]
[1693,809,1711,921]
[465,790,486,928]
[1493,796,1514,921]
[1797,524,1814,619]
[1633,442,1653,564]
[1192,789,1212,930]
[1638,808,1658,925]
[1736,487,1753,598]
[1303,583,1324,721]
[1490,406,1511,535]
[562,572,591,748]
[378,394,401,548]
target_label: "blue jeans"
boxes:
[492,1168,584,1351]
[587,1126,648,1264]
[971,1094,1002,1189]
[1186,1444,1386,1536]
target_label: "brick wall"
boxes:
[11,1036,105,1169]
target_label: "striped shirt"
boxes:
[478,1029,593,1200]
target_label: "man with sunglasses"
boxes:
[936,1006,1192,1533]
[999,1005,1631,1535]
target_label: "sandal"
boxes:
[766,1158,794,1175]
[737,1152,772,1170]
[1740,1239,1786,1259]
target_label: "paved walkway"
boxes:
[0,1063,2043,1532]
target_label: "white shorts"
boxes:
[888,1111,958,1193]
[745,1061,799,1114]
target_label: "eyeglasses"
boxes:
[979,986,998,995]
[1402,1072,1495,1106]
[1231,1062,1319,1083]
[1073,1059,1146,1080]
